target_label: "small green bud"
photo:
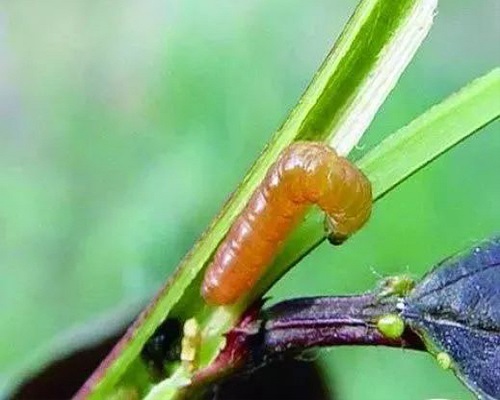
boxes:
[376,314,405,339]
[379,275,415,297]
[436,352,452,370]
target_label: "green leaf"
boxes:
[256,67,500,298]
[77,0,440,398]
[359,67,500,198]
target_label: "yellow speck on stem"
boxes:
[181,318,201,372]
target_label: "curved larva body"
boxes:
[202,141,372,305]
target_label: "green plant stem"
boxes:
[257,68,500,296]
[77,0,439,398]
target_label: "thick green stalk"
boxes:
[78,0,438,398]
[257,68,500,296]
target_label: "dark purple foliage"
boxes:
[403,236,500,400]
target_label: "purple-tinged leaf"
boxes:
[403,236,500,400]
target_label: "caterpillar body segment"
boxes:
[202,142,372,305]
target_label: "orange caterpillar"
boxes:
[202,141,372,305]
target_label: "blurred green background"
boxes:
[1,0,499,398]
